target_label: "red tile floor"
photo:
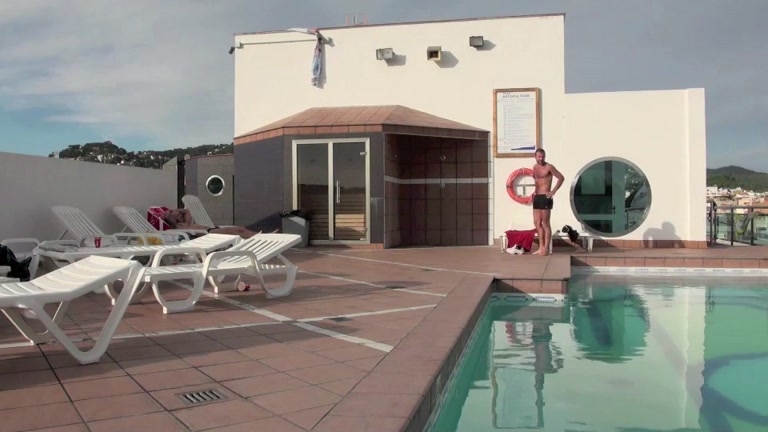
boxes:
[1,244,765,431]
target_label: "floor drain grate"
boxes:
[385,285,406,289]
[329,316,351,322]
[177,389,229,406]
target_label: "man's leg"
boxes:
[532,209,545,255]
[541,209,552,255]
[211,226,258,238]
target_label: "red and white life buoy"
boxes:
[506,168,534,204]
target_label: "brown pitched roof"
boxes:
[234,105,488,144]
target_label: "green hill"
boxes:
[707,166,768,192]
[49,141,233,169]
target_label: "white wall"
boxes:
[560,89,707,241]
[0,152,176,242]
[235,15,567,245]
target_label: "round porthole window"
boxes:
[206,175,225,196]
[570,158,651,237]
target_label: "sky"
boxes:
[0,0,765,170]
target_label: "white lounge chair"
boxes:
[112,206,208,244]
[182,194,235,228]
[52,205,150,246]
[0,256,145,364]
[140,233,302,314]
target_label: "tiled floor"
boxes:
[0,244,764,431]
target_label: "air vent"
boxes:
[177,389,229,406]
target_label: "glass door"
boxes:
[293,139,370,244]
[332,141,368,241]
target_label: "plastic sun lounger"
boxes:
[51,205,150,246]
[36,233,239,307]
[112,206,208,244]
[0,256,145,364]
[36,233,240,265]
[181,194,235,229]
[139,233,302,314]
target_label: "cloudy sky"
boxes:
[0,0,765,170]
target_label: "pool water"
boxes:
[427,275,768,432]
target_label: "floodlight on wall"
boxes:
[469,36,485,48]
[427,46,442,61]
[376,48,395,61]
[228,42,243,55]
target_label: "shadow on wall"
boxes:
[642,222,684,248]
[435,51,459,69]
[384,54,407,67]
[475,39,497,52]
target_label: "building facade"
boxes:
[232,14,707,248]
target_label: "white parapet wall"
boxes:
[0,152,177,242]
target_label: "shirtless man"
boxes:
[163,208,259,239]
[531,149,564,256]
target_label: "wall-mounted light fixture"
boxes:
[427,46,442,61]
[228,42,243,55]
[469,36,485,48]
[376,48,395,61]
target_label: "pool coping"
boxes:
[319,273,495,432]
[573,266,768,276]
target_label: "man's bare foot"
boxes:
[532,249,547,256]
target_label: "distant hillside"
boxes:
[49,141,233,169]
[707,165,768,192]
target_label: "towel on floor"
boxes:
[505,229,537,252]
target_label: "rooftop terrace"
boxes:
[1,244,765,431]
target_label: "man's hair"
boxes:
[535,148,546,155]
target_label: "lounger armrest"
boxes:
[201,250,258,275]
[39,240,80,249]
[150,246,208,266]
[1,238,41,250]
[112,233,149,245]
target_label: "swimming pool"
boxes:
[426,275,768,432]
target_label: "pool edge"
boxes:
[402,274,494,432]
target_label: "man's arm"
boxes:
[180,209,193,224]
[548,164,565,197]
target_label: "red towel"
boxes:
[505,229,536,252]
[147,206,169,231]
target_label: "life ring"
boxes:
[506,168,534,204]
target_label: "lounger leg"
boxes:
[258,255,297,299]
[104,280,151,306]
[22,271,142,365]
[2,301,70,345]
[149,274,205,314]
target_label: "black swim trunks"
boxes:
[532,194,553,210]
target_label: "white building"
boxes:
[231,14,706,249]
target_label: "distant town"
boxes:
[707,186,767,208]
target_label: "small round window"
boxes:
[206,175,225,196]
[570,158,651,237]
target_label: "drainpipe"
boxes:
[177,158,186,208]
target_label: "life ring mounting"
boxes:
[506,168,534,204]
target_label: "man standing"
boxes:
[531,148,564,255]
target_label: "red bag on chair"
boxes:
[148,206,169,231]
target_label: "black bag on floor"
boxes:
[561,225,580,243]
[0,245,32,281]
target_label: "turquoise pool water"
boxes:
[427,275,768,432]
